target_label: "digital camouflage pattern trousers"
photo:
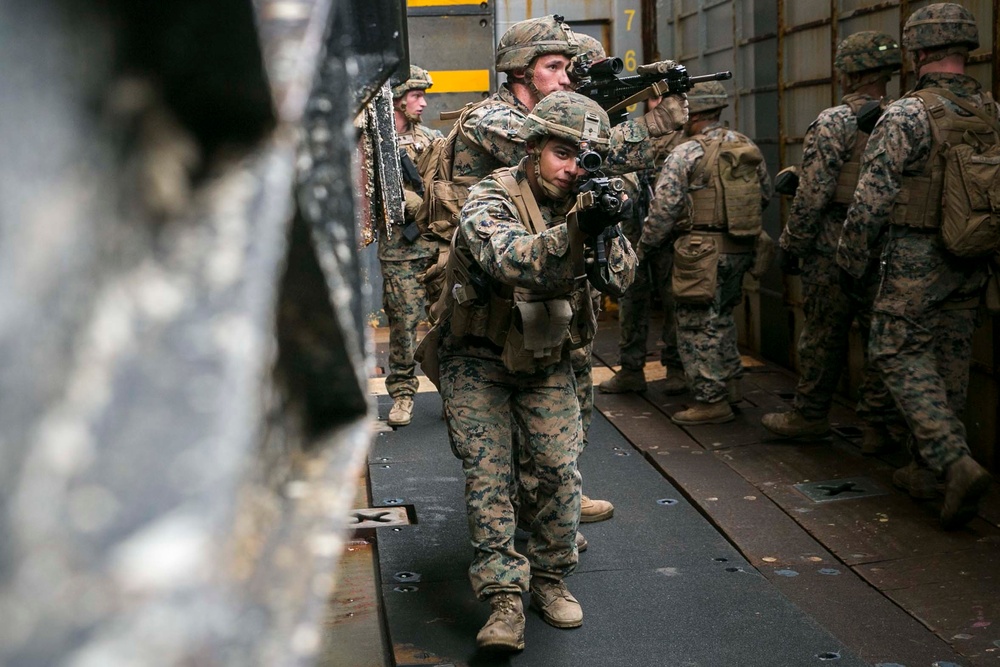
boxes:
[794,254,903,435]
[617,245,681,371]
[381,256,436,399]
[675,253,752,404]
[440,343,583,599]
[869,231,986,471]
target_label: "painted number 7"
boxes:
[624,8,636,31]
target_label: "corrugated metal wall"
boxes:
[659,0,999,471]
[402,0,998,470]
[496,0,645,119]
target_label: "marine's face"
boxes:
[530,54,574,99]
[395,89,427,120]
[537,137,584,193]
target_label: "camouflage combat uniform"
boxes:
[641,122,772,404]
[380,122,442,400]
[438,160,636,597]
[453,85,676,430]
[780,95,902,431]
[615,154,682,375]
[836,72,998,471]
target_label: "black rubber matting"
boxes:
[370,392,866,666]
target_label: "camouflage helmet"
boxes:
[902,3,979,53]
[688,81,729,114]
[834,31,902,74]
[575,33,606,62]
[390,65,433,99]
[517,91,611,150]
[496,15,579,73]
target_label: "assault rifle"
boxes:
[574,58,733,126]
[570,150,630,295]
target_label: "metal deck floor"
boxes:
[369,393,867,666]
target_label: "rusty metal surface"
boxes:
[318,539,388,667]
[0,0,394,663]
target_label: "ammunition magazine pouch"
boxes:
[501,298,573,374]
[672,233,720,304]
[672,231,755,303]
[450,285,513,347]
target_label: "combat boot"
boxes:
[892,462,939,500]
[760,411,829,438]
[663,366,687,395]
[861,425,898,456]
[530,578,583,628]
[575,531,588,553]
[598,368,647,393]
[941,455,993,530]
[579,494,614,523]
[671,400,734,425]
[387,396,413,427]
[476,592,525,651]
[726,378,743,404]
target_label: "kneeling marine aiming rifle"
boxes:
[573,56,733,126]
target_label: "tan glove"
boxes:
[635,59,679,76]
[403,189,423,220]
[641,94,688,137]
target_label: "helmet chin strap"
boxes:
[523,67,553,107]
[531,139,571,200]
[395,98,422,125]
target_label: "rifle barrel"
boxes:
[688,71,733,84]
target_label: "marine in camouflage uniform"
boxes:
[381,66,443,427]
[762,32,907,451]
[599,131,684,395]
[835,3,995,528]
[435,92,636,649]
[446,16,687,524]
[639,81,772,424]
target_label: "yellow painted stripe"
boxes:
[408,0,480,6]
[428,69,491,93]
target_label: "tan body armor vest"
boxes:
[441,168,595,372]
[685,131,764,239]
[831,93,873,205]
[892,88,999,230]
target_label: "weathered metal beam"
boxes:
[0,0,403,664]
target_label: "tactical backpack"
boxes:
[892,88,1000,257]
[419,100,494,305]
[688,133,765,238]
[424,101,493,241]
[937,91,1000,257]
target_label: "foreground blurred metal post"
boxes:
[0,0,404,663]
